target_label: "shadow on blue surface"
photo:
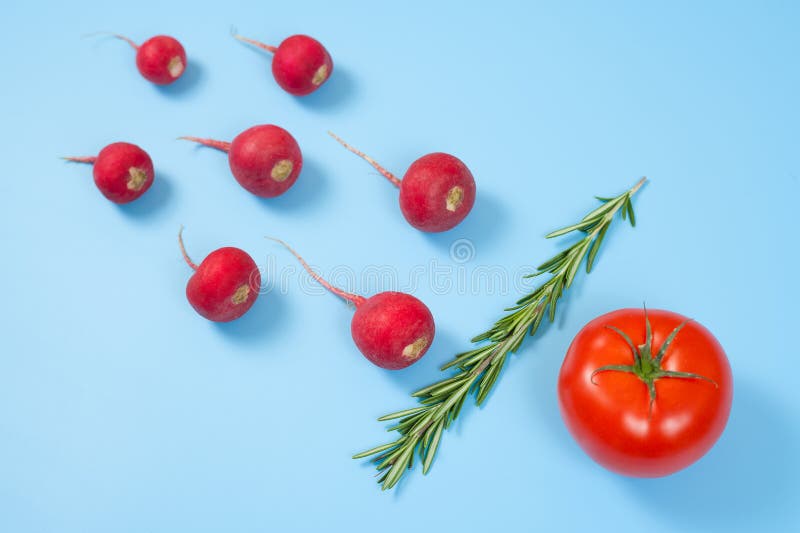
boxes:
[355,329,464,497]
[382,328,464,392]
[374,327,514,499]
[212,287,288,345]
[116,170,175,219]
[621,380,799,531]
[527,353,800,530]
[296,65,358,111]
[422,189,507,254]
[230,34,357,111]
[156,60,205,97]
[259,157,329,213]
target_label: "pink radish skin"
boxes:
[270,238,435,370]
[111,34,187,85]
[233,33,333,96]
[180,125,302,198]
[329,132,477,232]
[179,228,261,322]
[63,142,154,204]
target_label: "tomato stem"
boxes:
[591,310,718,415]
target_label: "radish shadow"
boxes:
[230,35,357,111]
[619,380,799,531]
[381,326,504,440]
[155,60,205,97]
[370,327,513,497]
[212,287,287,345]
[422,190,508,256]
[365,328,465,496]
[381,328,464,393]
[296,66,358,111]
[116,171,174,220]
[258,157,328,213]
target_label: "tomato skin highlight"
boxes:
[558,308,733,477]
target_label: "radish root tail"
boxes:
[232,33,278,54]
[327,131,402,188]
[178,136,232,153]
[83,31,139,49]
[178,226,200,271]
[266,237,366,307]
[62,156,97,164]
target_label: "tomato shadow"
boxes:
[116,171,175,221]
[518,321,572,448]
[254,158,328,213]
[212,287,287,347]
[619,380,799,531]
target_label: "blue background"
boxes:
[1,1,798,531]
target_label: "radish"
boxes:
[233,32,332,96]
[180,125,302,198]
[178,228,261,322]
[104,33,187,85]
[328,132,477,232]
[63,142,154,204]
[269,238,434,370]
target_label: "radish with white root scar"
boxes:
[233,32,333,96]
[328,132,476,232]
[178,228,261,322]
[63,142,154,204]
[268,238,435,370]
[180,125,302,198]
[100,33,187,85]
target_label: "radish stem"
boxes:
[178,137,232,153]
[62,156,97,164]
[178,227,199,271]
[232,34,278,54]
[328,131,402,188]
[267,237,365,307]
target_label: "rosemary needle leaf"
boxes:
[627,198,637,226]
[545,221,587,239]
[376,406,428,422]
[423,423,445,474]
[586,224,610,273]
[353,441,400,460]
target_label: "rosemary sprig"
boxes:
[354,177,647,490]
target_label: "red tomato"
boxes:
[558,308,733,477]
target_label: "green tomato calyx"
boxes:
[590,309,718,416]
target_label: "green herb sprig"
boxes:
[354,177,647,490]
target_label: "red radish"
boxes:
[328,132,477,232]
[233,33,333,96]
[269,238,435,370]
[63,142,154,204]
[106,33,187,85]
[180,125,302,198]
[178,228,261,322]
